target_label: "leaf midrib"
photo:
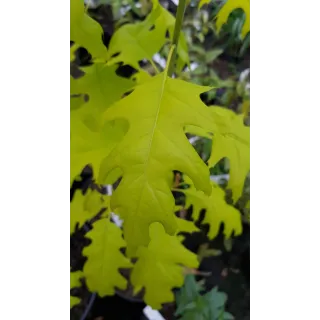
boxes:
[134,73,168,218]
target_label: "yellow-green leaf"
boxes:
[98,64,214,256]
[198,0,211,9]
[70,189,108,234]
[70,270,82,308]
[83,218,132,296]
[131,222,198,309]
[70,0,108,59]
[106,4,166,70]
[107,0,189,72]
[70,116,128,183]
[71,64,134,131]
[208,106,249,201]
[132,69,153,84]
[216,0,250,39]
[70,95,86,110]
[176,216,200,234]
[70,65,135,182]
[180,176,242,239]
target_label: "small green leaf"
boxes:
[204,288,227,309]
[190,45,206,56]
[175,274,208,317]
[193,65,208,75]
[205,49,224,63]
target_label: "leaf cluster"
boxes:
[70,0,250,312]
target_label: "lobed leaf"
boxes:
[70,0,108,59]
[180,176,242,239]
[208,106,250,202]
[70,115,128,183]
[175,274,203,316]
[176,216,200,234]
[70,189,108,234]
[83,218,132,296]
[106,2,166,70]
[71,64,135,131]
[98,64,215,256]
[176,274,233,320]
[107,0,189,72]
[131,222,199,309]
[70,64,135,182]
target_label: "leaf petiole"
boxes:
[167,0,188,77]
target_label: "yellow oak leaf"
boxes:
[70,65,134,182]
[70,0,108,59]
[131,222,198,309]
[70,64,134,132]
[176,216,200,234]
[106,5,166,70]
[107,0,189,72]
[70,189,108,234]
[179,175,242,239]
[98,57,214,256]
[208,106,249,202]
[70,116,128,183]
[83,218,132,296]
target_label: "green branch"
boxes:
[167,0,187,77]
